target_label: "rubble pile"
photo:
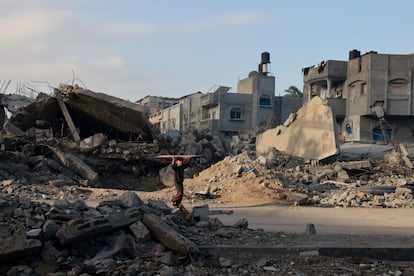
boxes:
[1,87,414,273]
[0,191,208,274]
[184,146,414,208]
[0,192,411,275]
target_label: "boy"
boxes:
[171,156,191,207]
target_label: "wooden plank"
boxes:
[156,154,204,159]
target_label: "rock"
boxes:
[129,220,151,242]
[43,220,61,240]
[233,218,248,229]
[116,191,144,208]
[79,133,108,153]
[305,223,317,235]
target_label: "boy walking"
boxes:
[171,156,191,207]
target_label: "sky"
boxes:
[1,0,413,102]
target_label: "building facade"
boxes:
[136,95,179,114]
[303,50,414,143]
[143,52,302,136]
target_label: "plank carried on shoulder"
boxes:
[156,154,204,159]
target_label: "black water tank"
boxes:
[261,52,270,63]
[349,49,360,60]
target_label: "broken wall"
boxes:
[256,96,340,161]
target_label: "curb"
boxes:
[200,245,414,261]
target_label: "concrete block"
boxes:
[129,220,151,242]
[256,96,340,161]
[80,133,108,152]
[55,217,113,246]
[143,213,199,256]
[0,236,41,264]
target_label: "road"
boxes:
[208,204,414,235]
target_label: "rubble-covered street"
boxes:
[1,86,414,275]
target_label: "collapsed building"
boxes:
[303,49,414,144]
[1,83,414,274]
[0,84,233,190]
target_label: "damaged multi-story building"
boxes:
[141,52,302,137]
[303,50,414,143]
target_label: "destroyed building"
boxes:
[142,52,302,136]
[1,79,414,274]
[303,49,414,143]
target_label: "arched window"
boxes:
[259,95,271,106]
[230,108,242,119]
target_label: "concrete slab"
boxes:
[339,142,394,160]
[256,96,339,161]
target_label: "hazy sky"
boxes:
[1,0,413,101]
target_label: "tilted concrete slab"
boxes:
[256,96,339,161]
[8,84,160,142]
[60,85,151,134]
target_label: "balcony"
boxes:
[201,93,219,107]
[303,60,347,83]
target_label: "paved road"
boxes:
[208,204,414,235]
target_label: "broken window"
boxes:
[230,108,242,119]
[259,95,271,106]
[332,86,343,98]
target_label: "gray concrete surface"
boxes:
[206,204,414,260]
[208,205,414,235]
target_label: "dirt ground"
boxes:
[82,155,288,208]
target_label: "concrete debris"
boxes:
[48,145,99,185]
[256,96,340,161]
[143,213,199,256]
[2,87,414,274]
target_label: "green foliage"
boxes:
[284,85,303,97]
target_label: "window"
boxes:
[259,95,271,106]
[230,108,242,119]
[361,83,368,95]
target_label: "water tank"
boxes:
[349,49,361,60]
[261,52,270,64]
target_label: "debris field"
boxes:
[1,85,414,275]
